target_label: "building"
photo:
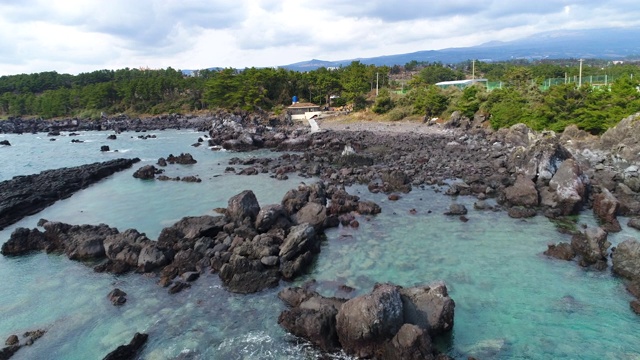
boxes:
[435,79,488,90]
[287,102,322,121]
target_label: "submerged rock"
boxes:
[102,332,148,360]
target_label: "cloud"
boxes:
[0,0,639,75]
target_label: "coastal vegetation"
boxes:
[0,59,639,134]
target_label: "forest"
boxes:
[0,59,639,134]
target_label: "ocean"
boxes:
[0,129,639,359]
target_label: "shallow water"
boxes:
[0,130,639,359]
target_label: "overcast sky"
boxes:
[1,0,639,76]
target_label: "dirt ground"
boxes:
[316,114,451,135]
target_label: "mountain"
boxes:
[281,27,640,71]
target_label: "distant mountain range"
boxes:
[183,27,640,74]
[281,27,640,71]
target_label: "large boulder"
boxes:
[279,224,318,262]
[399,282,455,336]
[292,202,328,231]
[255,204,290,232]
[227,190,260,223]
[132,165,160,180]
[384,324,434,360]
[137,244,169,272]
[336,283,404,358]
[612,239,640,281]
[1,227,46,255]
[277,289,345,353]
[571,227,610,269]
[218,255,280,293]
[544,242,576,261]
[593,188,621,232]
[510,137,573,184]
[548,158,587,215]
[504,175,538,207]
[41,222,118,261]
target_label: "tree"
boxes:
[372,88,394,114]
[412,86,449,119]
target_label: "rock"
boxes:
[137,244,169,272]
[612,239,640,281]
[571,227,610,268]
[132,165,160,180]
[255,204,290,232]
[358,201,382,215]
[548,158,587,215]
[182,271,200,282]
[278,293,343,353]
[444,204,467,216]
[166,153,197,165]
[0,140,10,146]
[0,227,46,256]
[107,288,127,306]
[107,134,117,140]
[101,145,110,152]
[279,224,318,262]
[627,218,640,231]
[504,175,539,207]
[544,242,576,261]
[292,202,327,231]
[593,188,621,232]
[218,255,280,293]
[336,283,404,358]
[0,158,140,231]
[399,282,455,336]
[631,300,640,315]
[385,324,434,360]
[168,281,191,294]
[260,255,279,267]
[226,190,260,223]
[507,206,537,218]
[102,332,148,360]
[5,335,18,346]
[511,137,573,184]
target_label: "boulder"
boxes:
[507,206,537,218]
[279,224,318,262]
[137,244,169,272]
[166,153,197,165]
[544,242,576,261]
[218,255,280,293]
[399,282,455,336]
[504,175,539,207]
[1,227,46,255]
[100,145,110,152]
[510,137,573,185]
[255,204,290,232]
[102,332,148,360]
[107,288,127,306]
[384,324,435,360]
[292,202,327,230]
[336,283,404,358]
[629,218,640,231]
[548,158,587,215]
[612,239,640,281]
[227,190,260,223]
[444,204,467,216]
[278,294,343,353]
[593,188,621,232]
[571,227,610,268]
[0,140,11,146]
[132,165,160,180]
[5,334,18,346]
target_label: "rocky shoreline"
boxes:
[0,158,140,230]
[1,111,640,358]
[0,110,277,134]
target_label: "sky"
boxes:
[0,0,639,76]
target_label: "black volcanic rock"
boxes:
[0,158,140,230]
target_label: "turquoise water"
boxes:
[0,130,639,359]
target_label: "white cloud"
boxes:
[0,0,638,75]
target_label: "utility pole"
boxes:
[472,59,475,81]
[578,59,583,87]
[376,72,379,96]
